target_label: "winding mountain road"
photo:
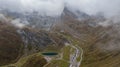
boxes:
[68,41,83,67]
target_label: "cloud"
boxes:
[0,14,8,22]
[0,0,120,17]
[0,13,26,29]
[65,0,120,17]
[11,18,27,29]
[0,0,64,16]
[21,0,64,16]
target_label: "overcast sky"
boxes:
[0,0,120,17]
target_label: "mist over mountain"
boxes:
[0,0,120,67]
[0,0,120,18]
[0,0,120,29]
[0,7,92,30]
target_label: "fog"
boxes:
[0,13,26,29]
[66,0,120,18]
[0,0,120,17]
[0,0,64,16]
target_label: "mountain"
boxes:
[0,6,120,67]
[61,7,90,20]
[0,17,66,66]
[50,7,120,67]
[0,7,91,30]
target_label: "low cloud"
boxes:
[11,19,27,29]
[0,14,26,29]
[0,0,120,17]
[66,0,120,18]
[0,0,64,16]
[0,14,8,22]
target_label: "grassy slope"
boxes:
[1,53,47,67]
